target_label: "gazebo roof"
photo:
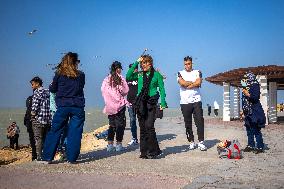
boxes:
[205,65,284,89]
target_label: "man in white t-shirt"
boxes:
[213,100,219,117]
[177,56,207,151]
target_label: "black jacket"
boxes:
[24,95,33,126]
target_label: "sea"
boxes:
[0,108,184,148]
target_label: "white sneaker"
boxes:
[116,143,124,152]
[107,144,116,152]
[198,141,207,151]
[189,142,195,150]
[35,160,52,164]
[128,139,138,145]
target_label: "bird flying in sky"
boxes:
[28,29,37,35]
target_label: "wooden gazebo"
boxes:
[205,65,284,89]
[205,65,284,123]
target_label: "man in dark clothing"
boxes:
[24,95,37,160]
[126,63,139,145]
[207,104,211,116]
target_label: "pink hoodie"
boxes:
[101,74,129,115]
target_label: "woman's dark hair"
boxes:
[30,76,43,86]
[109,61,122,88]
[57,52,80,78]
[184,56,192,62]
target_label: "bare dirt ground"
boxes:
[1,117,283,189]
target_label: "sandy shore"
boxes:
[0,117,283,189]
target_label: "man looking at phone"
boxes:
[177,56,207,151]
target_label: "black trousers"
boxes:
[181,101,204,142]
[107,107,126,143]
[138,103,161,157]
[26,123,37,160]
[9,134,19,149]
[214,109,219,116]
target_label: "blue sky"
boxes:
[0,0,283,108]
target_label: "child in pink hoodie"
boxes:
[101,61,129,152]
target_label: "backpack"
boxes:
[217,139,243,159]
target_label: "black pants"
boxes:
[26,123,37,160]
[107,107,126,143]
[214,109,219,116]
[181,102,204,142]
[138,103,161,157]
[9,134,19,149]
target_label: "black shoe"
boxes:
[146,155,157,159]
[146,151,163,159]
[243,146,255,152]
[254,148,264,154]
[139,155,148,159]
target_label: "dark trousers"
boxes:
[181,101,205,142]
[57,119,69,152]
[32,121,50,160]
[108,107,126,143]
[214,109,219,116]
[245,122,264,149]
[128,106,138,140]
[9,134,19,150]
[26,123,37,160]
[138,103,161,157]
[42,107,85,162]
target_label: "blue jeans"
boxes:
[128,106,137,140]
[42,107,85,162]
[245,125,264,149]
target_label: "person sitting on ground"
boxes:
[101,61,129,152]
[241,72,266,154]
[7,122,20,150]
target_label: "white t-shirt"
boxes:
[178,69,202,104]
[214,101,219,109]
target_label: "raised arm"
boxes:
[126,61,139,81]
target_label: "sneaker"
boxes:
[35,160,52,164]
[106,144,116,152]
[188,142,196,150]
[243,146,255,152]
[128,139,138,145]
[197,141,207,151]
[254,148,264,154]
[116,143,124,152]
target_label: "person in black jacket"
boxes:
[241,72,266,154]
[24,95,37,160]
[41,52,85,163]
[126,63,139,145]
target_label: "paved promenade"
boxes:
[0,116,283,189]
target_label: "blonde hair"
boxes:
[57,52,80,78]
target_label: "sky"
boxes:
[0,0,284,108]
